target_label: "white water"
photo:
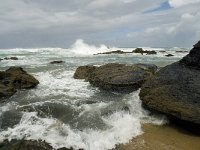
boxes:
[0,39,186,150]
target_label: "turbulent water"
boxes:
[0,40,189,150]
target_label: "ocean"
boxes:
[0,40,190,150]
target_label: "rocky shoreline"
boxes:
[0,41,199,150]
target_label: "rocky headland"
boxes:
[140,41,200,124]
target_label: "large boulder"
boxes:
[74,63,157,92]
[73,65,97,80]
[0,67,39,99]
[140,41,200,124]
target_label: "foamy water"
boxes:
[0,39,188,150]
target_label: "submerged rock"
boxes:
[74,63,157,92]
[4,57,18,60]
[140,41,200,124]
[50,60,65,64]
[0,67,39,99]
[165,54,174,57]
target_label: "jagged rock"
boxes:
[140,41,200,124]
[0,67,39,99]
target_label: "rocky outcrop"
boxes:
[140,41,200,124]
[74,63,157,92]
[0,67,39,99]
[50,60,65,64]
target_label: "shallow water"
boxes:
[0,44,190,150]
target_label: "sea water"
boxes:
[0,40,189,150]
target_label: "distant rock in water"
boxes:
[132,48,157,55]
[140,41,200,124]
[74,63,157,93]
[0,67,39,99]
[50,60,65,64]
[4,57,18,60]
[165,54,174,57]
[94,50,127,55]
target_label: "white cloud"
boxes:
[169,0,200,8]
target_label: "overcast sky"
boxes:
[0,0,200,48]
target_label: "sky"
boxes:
[0,0,200,48]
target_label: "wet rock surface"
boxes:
[0,140,75,150]
[140,41,200,124]
[74,63,157,92]
[0,67,39,99]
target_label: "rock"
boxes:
[132,48,157,55]
[165,54,174,57]
[140,41,200,124]
[73,65,97,80]
[180,41,200,68]
[0,67,39,99]
[0,140,75,150]
[146,51,157,55]
[94,50,132,55]
[134,64,158,73]
[4,57,18,60]
[159,50,166,53]
[86,63,156,92]
[50,60,65,64]
[132,48,145,53]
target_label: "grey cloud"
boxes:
[0,0,199,48]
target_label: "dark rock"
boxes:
[87,63,156,92]
[94,50,133,55]
[146,51,157,55]
[0,67,39,99]
[159,50,166,53]
[132,48,157,55]
[180,41,200,68]
[73,65,97,80]
[0,140,81,150]
[134,64,158,73]
[132,48,145,54]
[175,51,188,53]
[165,54,174,57]
[4,57,18,60]
[140,41,200,124]
[50,60,65,64]
[0,140,75,150]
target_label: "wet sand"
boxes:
[115,124,200,150]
